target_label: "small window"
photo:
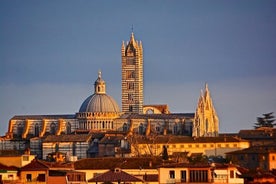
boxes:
[26,174,32,181]
[230,170,234,178]
[37,174,46,182]
[23,156,29,161]
[181,170,186,182]
[169,170,175,178]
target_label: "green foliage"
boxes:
[254,112,275,129]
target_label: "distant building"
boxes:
[121,32,143,114]
[238,127,276,146]
[129,135,249,157]
[158,162,244,184]
[0,32,220,160]
[193,84,219,137]
[226,143,276,171]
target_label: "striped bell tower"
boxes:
[121,32,143,114]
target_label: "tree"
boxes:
[254,112,275,129]
[162,145,169,160]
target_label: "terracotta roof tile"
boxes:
[119,113,194,119]
[132,135,246,144]
[43,134,92,142]
[88,169,143,182]
[20,159,49,171]
[0,163,18,170]
[12,114,76,120]
[74,157,165,170]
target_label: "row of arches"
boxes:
[79,121,114,130]
[16,122,72,137]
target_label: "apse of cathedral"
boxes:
[0,32,219,159]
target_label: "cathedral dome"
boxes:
[79,71,120,113]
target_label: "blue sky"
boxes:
[0,0,276,135]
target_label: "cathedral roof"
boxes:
[11,114,76,120]
[79,72,120,113]
[119,113,194,120]
[43,134,93,142]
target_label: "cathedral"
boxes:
[0,32,219,159]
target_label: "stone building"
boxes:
[121,32,144,114]
[193,84,219,137]
[0,32,220,160]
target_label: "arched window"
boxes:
[123,123,128,132]
[66,122,71,134]
[205,119,209,135]
[55,143,59,152]
[173,123,178,135]
[34,123,40,137]
[155,123,161,133]
[139,123,144,135]
[17,123,24,137]
[146,109,154,114]
[129,105,133,112]
[50,123,56,135]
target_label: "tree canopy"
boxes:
[254,112,275,129]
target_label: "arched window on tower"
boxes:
[129,105,133,112]
[34,123,40,137]
[66,122,71,134]
[50,123,57,135]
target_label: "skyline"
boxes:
[1,0,276,135]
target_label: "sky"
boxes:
[0,0,276,135]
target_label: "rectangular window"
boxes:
[169,170,175,178]
[37,174,46,182]
[23,156,29,161]
[189,170,208,182]
[126,58,135,65]
[126,70,135,79]
[127,82,134,90]
[26,174,32,181]
[230,170,234,178]
[181,170,186,182]
[128,93,134,101]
